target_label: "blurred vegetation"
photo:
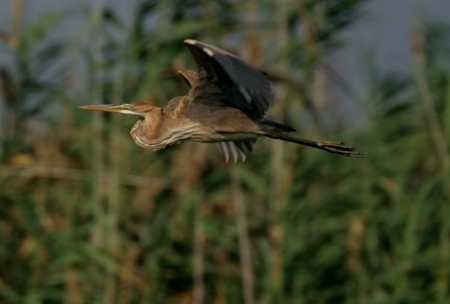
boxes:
[1,0,450,303]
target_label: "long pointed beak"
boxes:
[79,104,125,113]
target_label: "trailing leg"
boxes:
[262,132,363,158]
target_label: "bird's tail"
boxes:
[262,131,363,157]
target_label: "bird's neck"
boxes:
[144,108,163,135]
[129,108,163,149]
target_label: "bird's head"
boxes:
[79,102,160,117]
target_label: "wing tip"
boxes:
[184,39,197,45]
[184,39,214,57]
[202,47,214,57]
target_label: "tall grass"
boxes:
[1,0,449,303]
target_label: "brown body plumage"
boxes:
[80,39,361,163]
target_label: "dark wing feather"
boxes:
[215,140,256,163]
[183,39,272,117]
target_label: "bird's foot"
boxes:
[317,141,363,158]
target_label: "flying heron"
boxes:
[80,39,361,163]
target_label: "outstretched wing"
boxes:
[177,61,257,163]
[183,39,272,117]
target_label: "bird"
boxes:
[80,39,362,163]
